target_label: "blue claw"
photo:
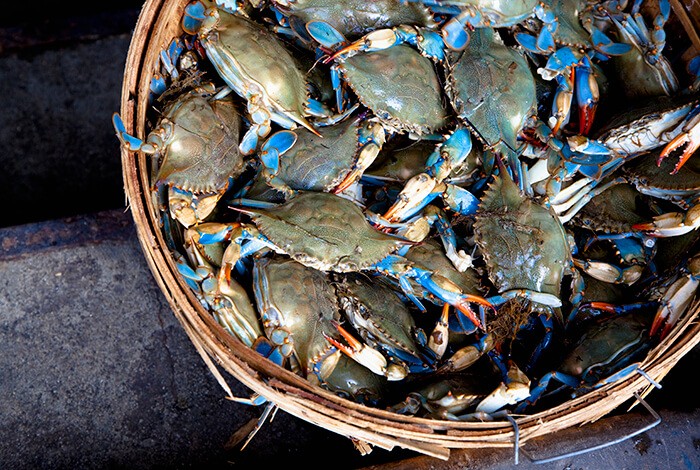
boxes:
[426,128,472,180]
[306,20,347,49]
[590,28,632,56]
[443,185,479,216]
[112,113,145,151]
[575,55,599,135]
[258,130,297,176]
[182,1,207,35]
[442,17,470,50]
[416,29,447,61]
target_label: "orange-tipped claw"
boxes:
[332,170,361,194]
[579,103,597,135]
[325,320,361,354]
[329,42,363,61]
[453,295,492,331]
[658,133,698,174]
[585,301,618,313]
[382,203,404,223]
[649,310,668,338]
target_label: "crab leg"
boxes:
[372,255,491,331]
[573,258,644,285]
[428,303,450,359]
[476,360,531,413]
[326,24,446,62]
[332,121,386,194]
[437,334,494,374]
[324,321,408,381]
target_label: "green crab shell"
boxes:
[571,182,647,233]
[276,0,435,39]
[474,170,570,298]
[202,10,311,127]
[445,28,536,158]
[154,93,244,194]
[335,273,423,357]
[543,0,591,48]
[249,191,409,272]
[340,45,448,135]
[249,116,367,198]
[436,0,537,24]
[560,312,652,378]
[320,353,389,406]
[367,139,435,182]
[253,257,340,373]
[625,148,700,198]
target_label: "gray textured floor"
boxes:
[1,3,699,469]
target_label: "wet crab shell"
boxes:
[474,169,570,298]
[244,191,410,272]
[571,182,648,233]
[334,273,435,372]
[253,256,341,374]
[274,0,436,41]
[195,7,315,130]
[340,45,449,136]
[444,28,536,159]
[153,92,245,195]
[247,115,374,198]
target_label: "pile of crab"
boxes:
[114,0,700,422]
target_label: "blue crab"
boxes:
[407,0,553,51]
[193,191,493,331]
[181,0,349,155]
[379,128,480,224]
[621,149,700,239]
[178,224,269,352]
[113,81,248,228]
[445,28,536,164]
[358,31,520,224]
[245,111,385,200]
[514,303,657,411]
[473,161,580,371]
[328,273,439,379]
[533,95,700,223]
[251,255,395,401]
[567,180,654,285]
[592,0,679,99]
[306,19,450,131]
[514,1,633,135]
[269,0,436,47]
[252,255,342,377]
[388,372,497,418]
[643,248,700,338]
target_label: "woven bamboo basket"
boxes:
[118,0,700,461]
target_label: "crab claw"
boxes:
[428,303,450,359]
[632,205,700,237]
[575,56,599,135]
[383,173,440,222]
[658,118,700,174]
[651,255,700,338]
[332,122,385,194]
[329,28,400,61]
[657,104,700,173]
[476,361,531,413]
[325,321,408,381]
